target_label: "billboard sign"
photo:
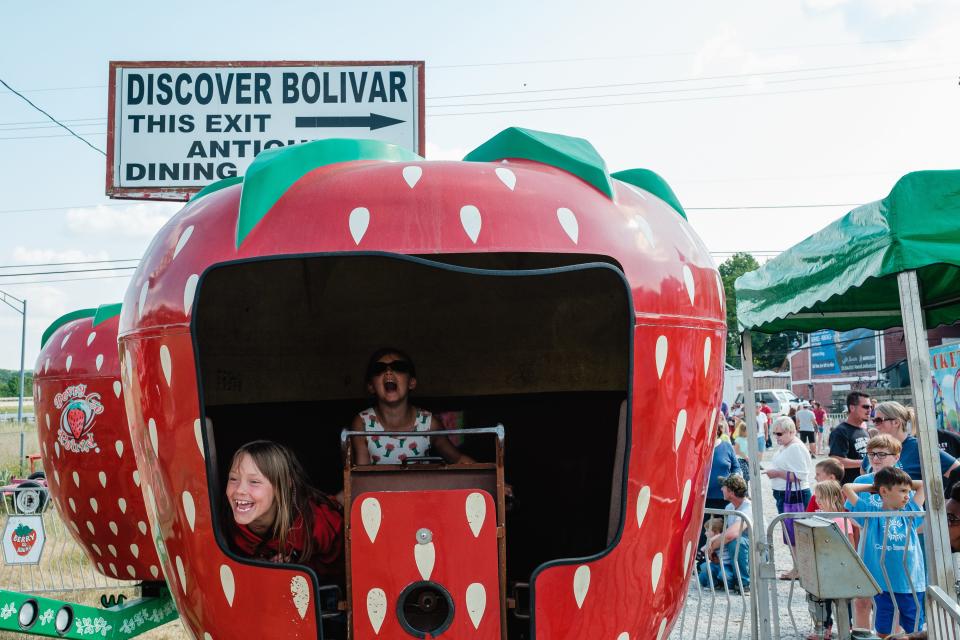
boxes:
[931,342,960,432]
[809,328,878,376]
[107,61,425,200]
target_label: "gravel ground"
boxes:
[669,449,835,640]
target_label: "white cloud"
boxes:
[425,141,471,161]
[11,247,110,264]
[65,203,179,238]
[692,26,801,81]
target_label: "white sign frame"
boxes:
[3,515,46,565]
[107,60,425,201]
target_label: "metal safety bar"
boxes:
[928,585,960,640]
[765,511,928,639]
[671,507,754,640]
[1,486,132,596]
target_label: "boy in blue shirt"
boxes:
[843,467,926,637]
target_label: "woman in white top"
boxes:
[762,416,815,513]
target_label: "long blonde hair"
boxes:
[815,480,844,512]
[227,440,331,563]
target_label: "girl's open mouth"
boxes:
[384,381,398,392]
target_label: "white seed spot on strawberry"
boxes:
[349,207,370,245]
[220,564,235,606]
[95,354,104,371]
[69,497,77,513]
[573,565,590,608]
[96,562,104,574]
[674,409,687,449]
[70,521,80,534]
[148,418,159,457]
[703,336,712,377]
[90,498,98,514]
[174,225,194,259]
[402,165,422,188]
[684,540,692,576]
[115,440,123,458]
[680,479,691,516]
[138,281,149,320]
[109,562,117,576]
[150,565,159,579]
[113,380,122,398]
[72,471,79,487]
[160,344,172,387]
[174,556,187,595]
[61,333,71,349]
[495,167,516,190]
[86,332,96,347]
[556,207,579,244]
[65,355,73,372]
[130,543,139,558]
[109,521,118,536]
[636,485,651,529]
[86,521,96,535]
[127,565,137,578]
[682,264,695,305]
[182,491,196,532]
[98,471,107,488]
[118,498,127,514]
[138,521,147,535]
[460,205,482,243]
[132,470,140,487]
[108,544,117,557]
[656,617,668,640]
[655,335,668,379]
[184,274,199,316]
[651,552,663,592]
[194,419,205,459]
[91,543,102,556]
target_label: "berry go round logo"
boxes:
[54,383,104,453]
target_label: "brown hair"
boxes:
[704,517,724,535]
[815,458,844,482]
[227,440,332,564]
[866,433,902,455]
[873,466,912,490]
[815,480,844,512]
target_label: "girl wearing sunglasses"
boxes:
[350,347,475,466]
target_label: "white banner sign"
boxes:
[3,515,45,565]
[107,61,424,199]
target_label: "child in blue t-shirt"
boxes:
[842,466,926,637]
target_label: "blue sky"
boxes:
[1,0,959,370]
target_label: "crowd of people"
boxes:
[702,390,960,640]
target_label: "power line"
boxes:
[429,58,945,100]
[687,203,861,210]
[0,274,133,286]
[427,37,920,69]
[0,266,138,278]
[0,258,139,269]
[427,74,947,117]
[0,77,105,155]
[0,203,141,214]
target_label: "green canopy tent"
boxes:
[734,170,960,638]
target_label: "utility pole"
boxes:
[0,290,27,475]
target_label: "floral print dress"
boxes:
[359,407,432,464]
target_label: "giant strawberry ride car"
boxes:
[33,304,163,581]
[117,127,725,639]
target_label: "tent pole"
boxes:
[897,270,957,599]
[741,330,772,640]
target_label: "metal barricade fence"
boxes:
[765,510,929,640]
[670,507,755,640]
[1,485,131,595]
[927,585,960,640]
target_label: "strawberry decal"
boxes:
[67,405,86,438]
[12,523,37,556]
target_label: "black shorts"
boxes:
[798,430,815,443]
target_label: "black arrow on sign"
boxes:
[295,113,405,131]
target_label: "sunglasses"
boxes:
[860,404,872,410]
[873,417,892,425]
[947,514,960,526]
[772,432,786,437]
[370,360,412,376]
[867,451,894,459]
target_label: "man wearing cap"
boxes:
[699,475,752,593]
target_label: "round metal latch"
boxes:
[416,528,433,545]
